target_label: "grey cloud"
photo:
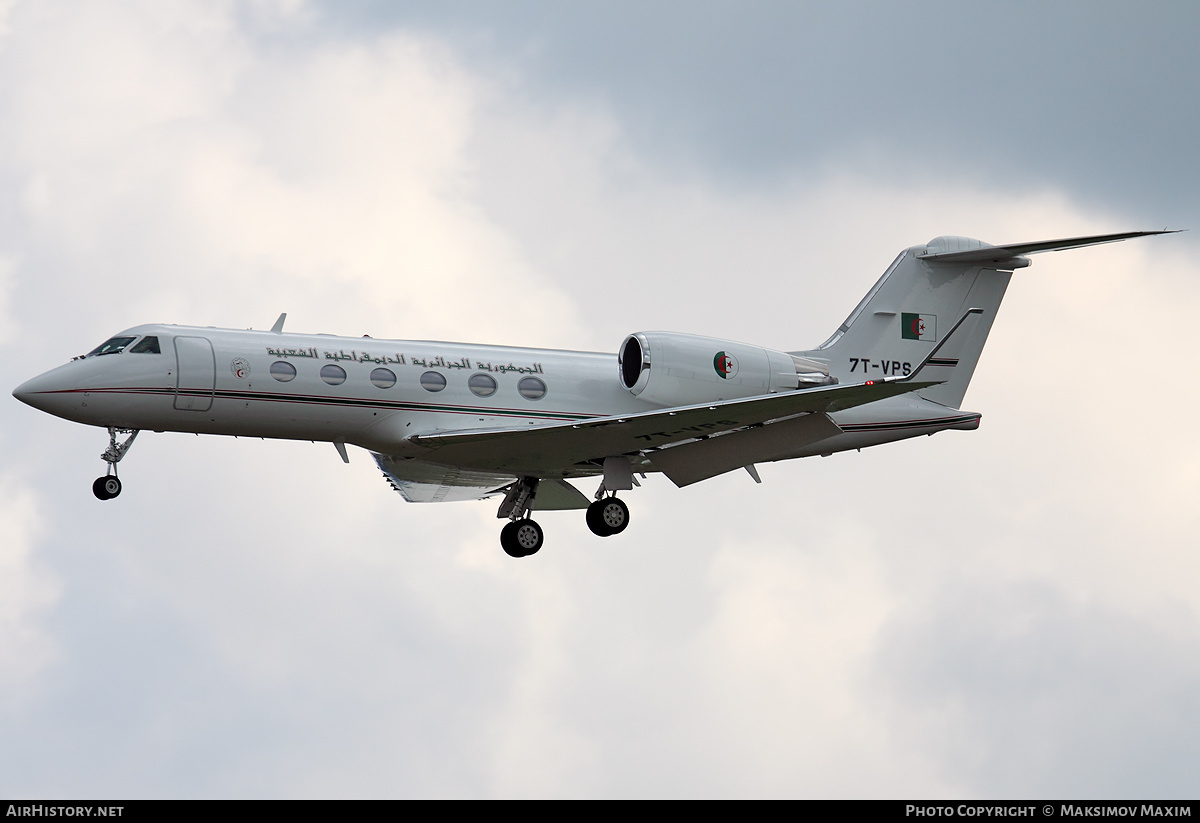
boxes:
[873,579,1200,797]
[323,0,1200,219]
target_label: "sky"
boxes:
[1,0,1199,799]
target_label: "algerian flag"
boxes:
[713,351,738,379]
[901,313,936,341]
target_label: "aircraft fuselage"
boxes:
[14,323,978,478]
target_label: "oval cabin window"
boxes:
[370,368,396,389]
[468,373,497,397]
[320,364,347,385]
[420,371,447,392]
[518,377,547,400]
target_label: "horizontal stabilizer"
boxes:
[917,230,1178,265]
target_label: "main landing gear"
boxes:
[93,427,139,501]
[586,494,630,537]
[495,478,635,558]
[500,519,544,558]
[497,476,544,558]
[586,463,632,538]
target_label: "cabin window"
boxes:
[129,336,161,354]
[518,376,547,400]
[468,373,497,397]
[86,336,137,357]
[270,361,297,382]
[370,367,396,389]
[320,364,347,386]
[420,371,447,392]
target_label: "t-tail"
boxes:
[795,230,1177,409]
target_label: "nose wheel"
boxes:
[93,427,139,501]
[92,475,122,500]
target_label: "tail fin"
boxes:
[903,307,985,390]
[796,230,1176,408]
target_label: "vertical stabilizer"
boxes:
[798,236,1014,408]
[796,230,1177,409]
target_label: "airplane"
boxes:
[12,230,1175,558]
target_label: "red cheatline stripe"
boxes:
[32,386,597,422]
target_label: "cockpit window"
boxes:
[129,336,161,354]
[86,336,137,357]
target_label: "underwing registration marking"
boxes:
[633,420,739,442]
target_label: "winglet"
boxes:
[270,313,287,333]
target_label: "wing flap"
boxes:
[406,377,939,476]
[373,453,513,503]
[648,411,843,487]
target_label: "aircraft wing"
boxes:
[372,452,590,508]
[403,376,940,477]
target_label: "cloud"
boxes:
[0,478,58,695]
[0,0,579,350]
[874,578,1200,796]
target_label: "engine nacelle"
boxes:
[618,331,835,407]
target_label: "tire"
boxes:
[586,499,613,536]
[93,476,121,500]
[513,519,543,555]
[500,521,524,557]
[599,497,629,535]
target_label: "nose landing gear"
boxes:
[92,475,122,500]
[93,427,139,500]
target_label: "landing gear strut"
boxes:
[497,476,543,558]
[93,427,139,501]
[586,458,633,537]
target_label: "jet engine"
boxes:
[617,331,836,407]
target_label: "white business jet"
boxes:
[13,230,1173,557]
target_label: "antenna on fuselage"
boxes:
[270,313,287,333]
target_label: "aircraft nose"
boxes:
[14,375,40,407]
[13,369,73,415]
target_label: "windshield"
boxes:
[129,336,161,354]
[85,336,137,357]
